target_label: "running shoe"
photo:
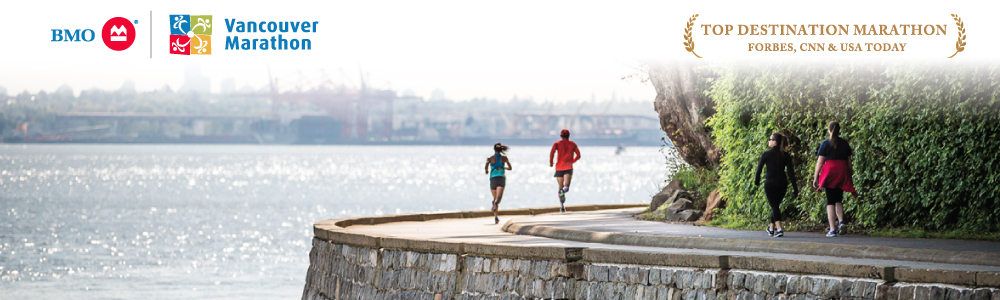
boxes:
[563,186,570,193]
[765,226,774,237]
[826,230,836,237]
[774,229,784,238]
[558,189,566,204]
[837,221,845,235]
[495,217,499,224]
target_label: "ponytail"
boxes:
[782,133,789,153]
[494,142,509,154]
[828,121,841,149]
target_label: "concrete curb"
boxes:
[312,204,1000,288]
[504,217,1000,269]
[315,204,644,262]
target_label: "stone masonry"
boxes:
[302,238,1000,300]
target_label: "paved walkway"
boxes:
[344,208,1000,272]
[513,208,1000,254]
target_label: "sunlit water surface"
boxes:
[0,144,670,299]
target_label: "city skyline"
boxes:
[0,65,653,104]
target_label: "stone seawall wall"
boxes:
[303,239,461,300]
[302,238,1000,300]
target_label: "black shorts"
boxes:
[553,169,574,177]
[490,177,506,190]
[825,188,844,205]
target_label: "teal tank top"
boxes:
[490,154,505,178]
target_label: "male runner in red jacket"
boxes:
[550,129,581,212]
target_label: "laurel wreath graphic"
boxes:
[684,14,702,58]
[948,14,966,58]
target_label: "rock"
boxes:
[670,190,693,205]
[697,188,724,222]
[650,190,691,211]
[650,179,685,211]
[663,199,701,222]
[678,209,703,222]
[665,198,694,214]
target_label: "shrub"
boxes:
[705,62,1000,231]
[671,164,719,206]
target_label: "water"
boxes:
[0,144,671,299]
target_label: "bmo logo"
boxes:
[50,17,137,51]
[102,17,136,51]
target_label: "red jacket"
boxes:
[550,140,581,171]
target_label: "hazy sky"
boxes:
[2,0,996,101]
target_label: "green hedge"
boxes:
[705,62,1000,231]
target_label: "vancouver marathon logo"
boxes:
[223,19,317,50]
[170,15,212,55]
[170,14,212,55]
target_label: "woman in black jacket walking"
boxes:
[754,133,799,237]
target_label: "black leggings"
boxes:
[825,188,844,205]
[764,181,787,223]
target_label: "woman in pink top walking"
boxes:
[812,121,857,237]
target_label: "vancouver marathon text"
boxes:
[224,19,317,50]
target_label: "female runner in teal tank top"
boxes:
[485,143,513,224]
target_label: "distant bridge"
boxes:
[56,112,267,121]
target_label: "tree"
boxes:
[648,61,719,168]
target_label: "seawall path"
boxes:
[303,205,1000,300]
